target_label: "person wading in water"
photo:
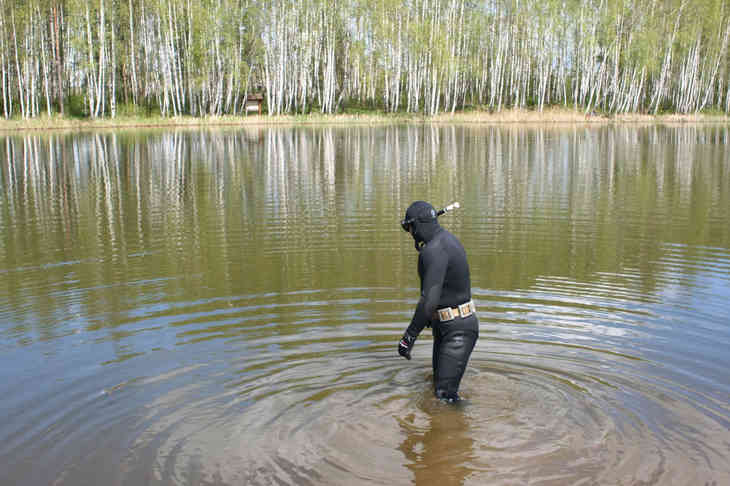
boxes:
[398,201,479,402]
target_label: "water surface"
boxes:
[1,125,729,485]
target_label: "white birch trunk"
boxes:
[110,1,116,118]
[39,5,52,117]
[699,21,730,112]
[651,0,686,114]
[97,0,106,118]
[129,0,138,106]
[0,1,11,118]
[11,9,26,118]
[85,3,96,117]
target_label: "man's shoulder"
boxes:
[421,233,449,257]
[437,228,463,246]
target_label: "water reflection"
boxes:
[0,125,729,485]
[399,401,474,486]
[2,126,728,345]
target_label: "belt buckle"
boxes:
[438,308,455,322]
[458,301,474,318]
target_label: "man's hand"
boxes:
[398,332,417,360]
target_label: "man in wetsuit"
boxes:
[398,201,479,402]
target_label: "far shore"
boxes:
[1,108,729,132]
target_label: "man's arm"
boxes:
[406,246,448,337]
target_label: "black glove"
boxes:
[398,332,417,360]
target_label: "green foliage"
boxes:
[342,99,387,114]
[66,95,88,119]
[1,0,730,118]
[116,102,150,118]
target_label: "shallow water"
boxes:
[0,125,728,485]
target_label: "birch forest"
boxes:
[1,0,729,118]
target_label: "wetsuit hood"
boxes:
[404,201,441,248]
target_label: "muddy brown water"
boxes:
[1,125,729,485]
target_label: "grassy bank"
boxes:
[1,108,729,131]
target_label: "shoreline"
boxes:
[1,108,729,132]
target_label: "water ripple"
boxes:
[1,126,729,485]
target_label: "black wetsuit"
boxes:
[404,202,478,400]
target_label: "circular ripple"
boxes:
[38,285,722,486]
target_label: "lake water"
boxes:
[1,124,728,485]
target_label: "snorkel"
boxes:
[400,201,460,232]
[401,201,461,251]
[437,201,460,217]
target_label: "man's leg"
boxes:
[433,318,478,401]
[432,329,441,381]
